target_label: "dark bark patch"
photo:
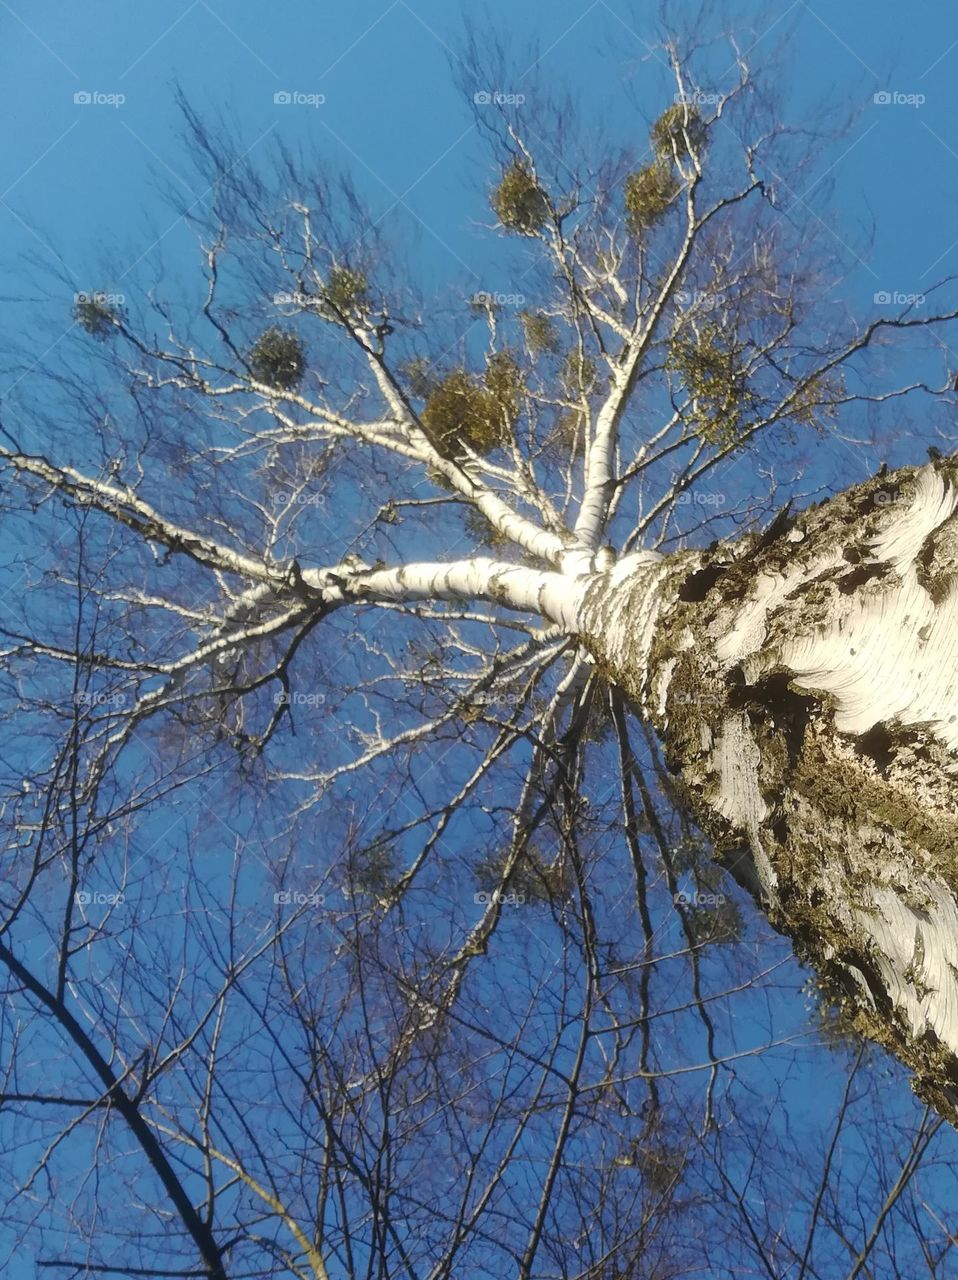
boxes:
[677,562,726,602]
[854,723,896,776]
[730,672,816,769]
[836,564,888,594]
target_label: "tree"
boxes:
[3,18,958,1279]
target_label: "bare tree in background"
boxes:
[3,21,958,1279]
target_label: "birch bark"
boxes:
[578,458,958,1120]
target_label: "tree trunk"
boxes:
[578,457,958,1122]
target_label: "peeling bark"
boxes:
[578,457,958,1123]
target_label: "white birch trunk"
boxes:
[578,458,958,1120]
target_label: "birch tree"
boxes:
[3,27,958,1279]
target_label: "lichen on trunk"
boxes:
[578,457,958,1123]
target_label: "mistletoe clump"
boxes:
[651,102,707,160]
[400,356,438,400]
[550,410,585,459]
[73,291,123,341]
[632,1135,687,1192]
[492,161,549,235]
[422,371,504,455]
[474,845,572,906]
[520,310,560,356]
[422,354,523,456]
[623,105,706,237]
[248,327,306,391]
[345,839,398,899]
[320,266,369,320]
[624,161,680,234]
[790,372,844,430]
[560,350,598,397]
[666,320,754,444]
[483,350,523,421]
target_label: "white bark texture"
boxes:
[578,458,958,1119]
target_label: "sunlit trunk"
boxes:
[580,459,958,1120]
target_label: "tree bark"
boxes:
[578,457,958,1123]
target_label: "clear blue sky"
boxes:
[3,0,958,334]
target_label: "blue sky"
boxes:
[4,0,958,332]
